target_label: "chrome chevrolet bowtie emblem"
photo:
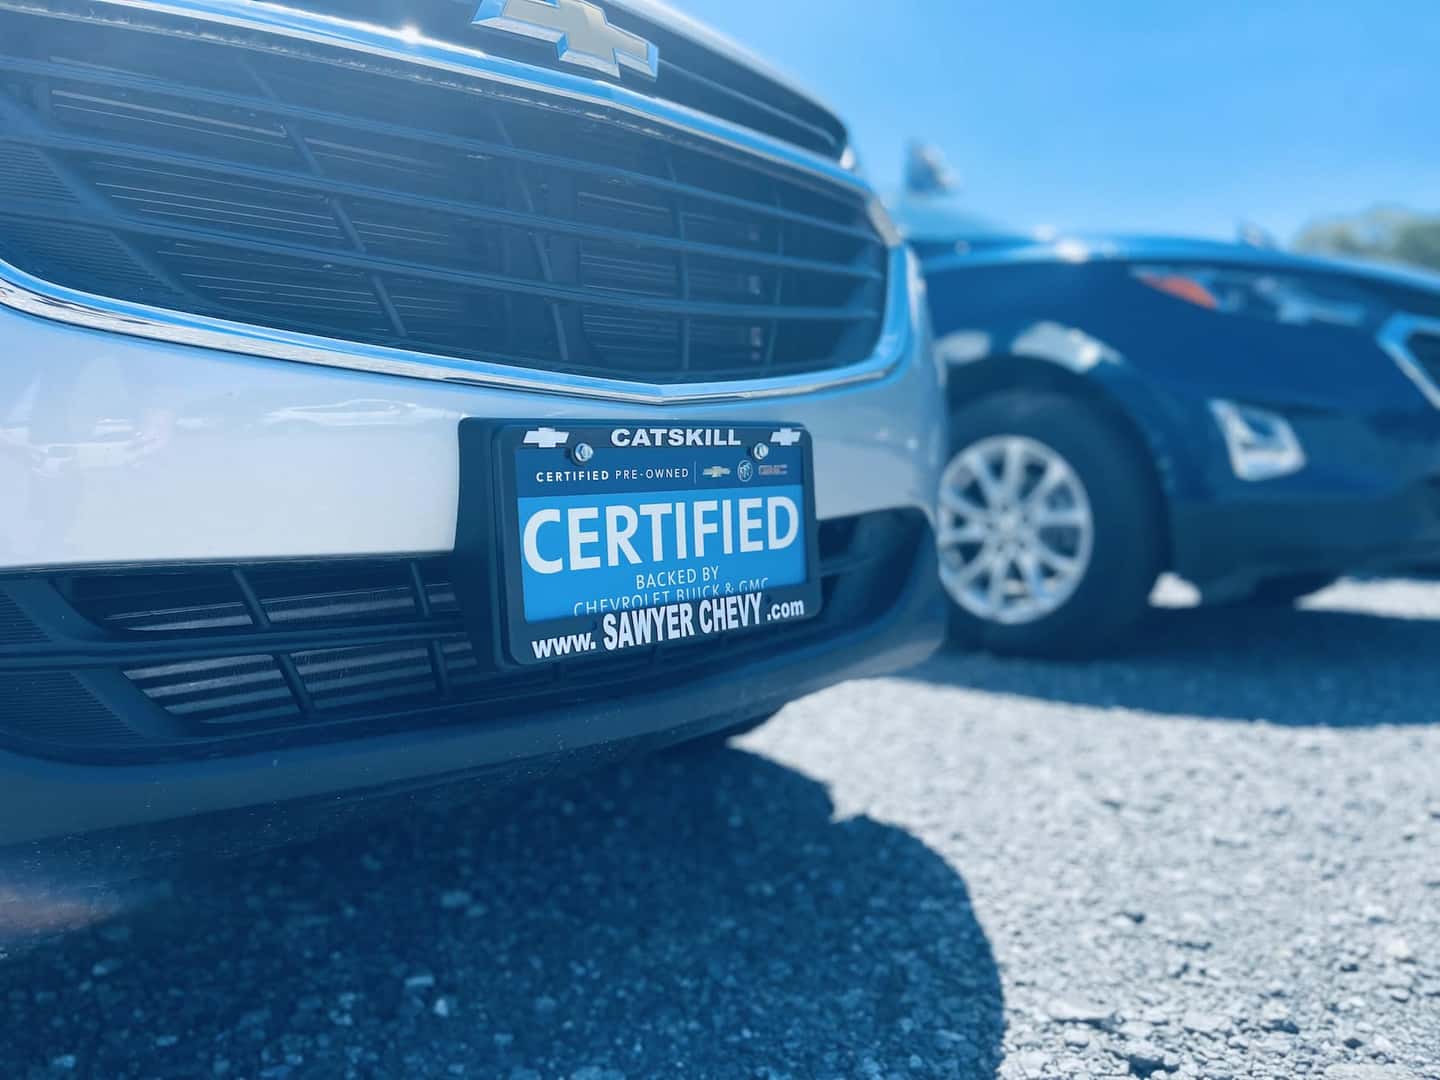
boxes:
[524,427,570,449]
[770,428,803,447]
[472,0,660,80]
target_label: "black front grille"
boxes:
[1407,330,1440,388]
[0,2,887,383]
[300,0,850,161]
[0,510,923,762]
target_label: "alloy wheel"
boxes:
[937,435,1095,625]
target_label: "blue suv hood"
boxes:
[893,199,1440,299]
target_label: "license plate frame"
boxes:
[455,419,824,668]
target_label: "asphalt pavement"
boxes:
[3,578,1439,1079]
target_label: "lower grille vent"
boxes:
[0,673,142,746]
[0,594,46,644]
[2,511,922,762]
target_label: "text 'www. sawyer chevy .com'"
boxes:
[528,591,811,660]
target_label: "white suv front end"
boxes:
[0,0,945,847]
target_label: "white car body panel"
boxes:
[0,265,941,571]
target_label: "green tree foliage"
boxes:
[1295,207,1440,272]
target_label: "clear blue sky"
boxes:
[677,1,1440,241]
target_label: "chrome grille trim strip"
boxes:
[0,0,906,403]
[0,244,913,405]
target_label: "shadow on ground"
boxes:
[911,600,1440,727]
[0,751,1004,1078]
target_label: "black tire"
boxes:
[942,390,1165,658]
[1231,572,1339,607]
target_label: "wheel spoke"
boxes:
[1000,438,1027,500]
[1034,542,1081,576]
[1027,460,1067,506]
[940,486,986,517]
[1032,505,1088,529]
[947,545,997,588]
[986,557,1011,611]
[939,522,987,546]
[964,448,1005,506]
[1017,549,1049,601]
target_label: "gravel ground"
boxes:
[3,578,1440,1079]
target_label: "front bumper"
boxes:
[0,531,942,848]
[1174,476,1440,596]
[0,252,945,844]
[1169,398,1440,592]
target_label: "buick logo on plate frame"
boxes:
[472,0,660,80]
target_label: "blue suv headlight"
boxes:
[1134,266,1380,329]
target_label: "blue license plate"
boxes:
[458,421,823,666]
